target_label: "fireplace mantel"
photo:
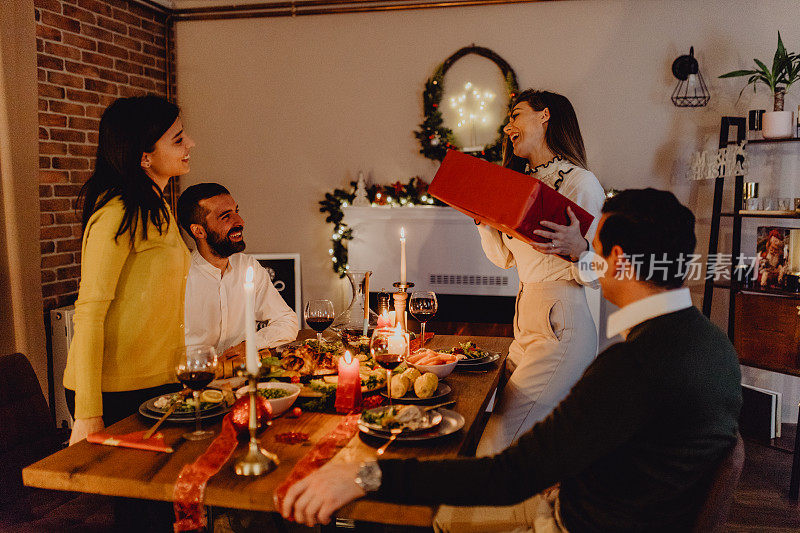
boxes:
[343,205,603,337]
[343,206,520,297]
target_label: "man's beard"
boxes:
[206,225,246,258]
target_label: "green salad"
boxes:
[443,341,490,360]
[257,388,292,400]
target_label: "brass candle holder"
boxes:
[392,281,414,332]
[234,372,279,476]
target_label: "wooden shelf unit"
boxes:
[703,117,800,500]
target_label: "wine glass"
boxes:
[409,291,438,346]
[175,345,218,441]
[305,299,335,344]
[370,327,407,407]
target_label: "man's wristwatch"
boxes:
[354,460,382,493]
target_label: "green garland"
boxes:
[319,177,445,276]
[415,46,520,163]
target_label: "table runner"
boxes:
[173,413,239,531]
[274,412,362,513]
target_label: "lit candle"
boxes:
[377,310,396,329]
[244,266,259,375]
[335,350,362,413]
[400,227,407,284]
[387,323,408,355]
[363,271,370,336]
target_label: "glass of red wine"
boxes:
[370,327,407,407]
[175,345,218,441]
[409,291,438,346]
[305,299,335,345]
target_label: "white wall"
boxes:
[175,0,800,306]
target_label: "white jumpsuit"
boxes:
[476,157,606,455]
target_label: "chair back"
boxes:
[692,431,745,533]
[0,353,58,504]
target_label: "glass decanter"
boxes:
[330,270,379,346]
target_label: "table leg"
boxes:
[790,402,800,500]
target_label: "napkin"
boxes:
[87,430,173,453]
[429,150,594,244]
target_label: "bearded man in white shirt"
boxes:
[177,183,299,367]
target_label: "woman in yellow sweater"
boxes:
[64,95,193,445]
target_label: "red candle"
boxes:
[335,350,362,413]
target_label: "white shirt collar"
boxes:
[191,248,230,278]
[606,287,693,339]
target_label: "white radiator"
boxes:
[50,305,75,428]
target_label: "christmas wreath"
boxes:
[415,45,519,163]
[319,177,445,276]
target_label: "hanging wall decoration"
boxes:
[416,45,519,163]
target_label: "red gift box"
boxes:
[429,150,594,244]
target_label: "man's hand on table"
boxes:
[218,342,246,378]
[276,462,365,526]
[222,341,246,362]
[69,416,104,446]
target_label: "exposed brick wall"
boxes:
[35,0,174,312]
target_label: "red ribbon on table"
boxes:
[87,429,173,453]
[274,412,361,512]
[173,413,239,532]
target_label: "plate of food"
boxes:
[260,339,346,380]
[406,349,458,378]
[380,367,451,403]
[139,390,230,422]
[358,409,465,441]
[145,390,224,414]
[443,342,498,366]
[359,405,443,434]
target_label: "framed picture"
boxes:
[250,253,302,325]
[756,227,790,289]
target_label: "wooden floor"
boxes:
[727,424,800,532]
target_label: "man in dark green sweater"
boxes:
[278,189,742,532]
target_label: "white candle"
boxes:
[400,227,407,284]
[244,265,259,375]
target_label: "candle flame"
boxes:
[245,265,254,283]
[343,350,352,364]
[400,227,405,240]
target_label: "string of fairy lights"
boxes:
[450,82,496,130]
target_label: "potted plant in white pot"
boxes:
[720,32,799,139]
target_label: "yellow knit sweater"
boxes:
[63,197,190,419]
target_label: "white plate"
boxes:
[358,409,465,441]
[359,405,443,434]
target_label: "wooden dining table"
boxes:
[23,334,511,528]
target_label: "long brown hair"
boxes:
[78,95,179,242]
[502,89,587,172]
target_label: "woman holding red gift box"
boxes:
[475,90,605,455]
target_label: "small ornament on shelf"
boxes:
[352,172,370,207]
[687,142,748,181]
